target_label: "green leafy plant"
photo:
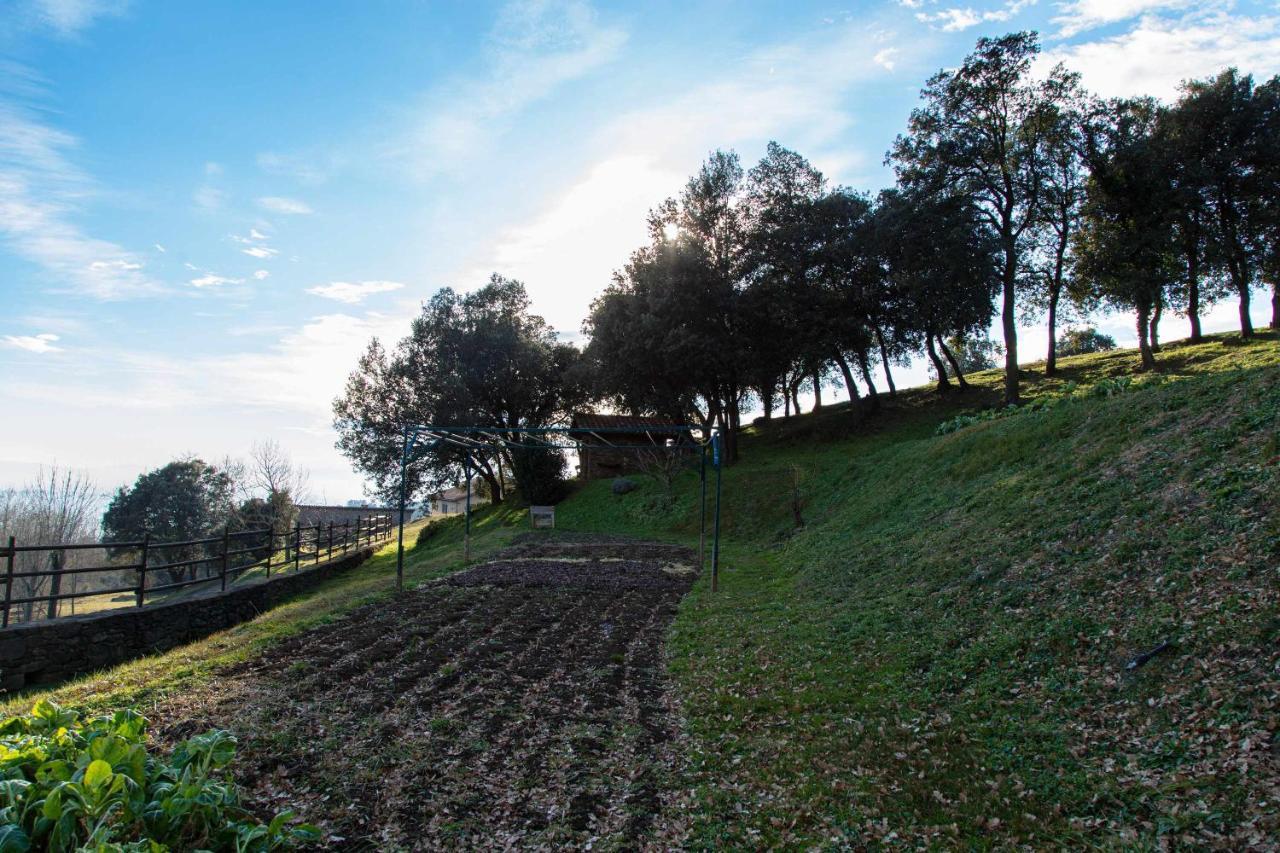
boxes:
[0,700,317,852]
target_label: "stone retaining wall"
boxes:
[0,545,380,693]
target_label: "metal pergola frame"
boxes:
[394,423,724,592]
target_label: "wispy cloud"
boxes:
[0,97,162,299]
[455,13,915,331]
[252,269,269,280]
[2,332,61,353]
[189,273,243,288]
[307,280,405,304]
[15,0,128,37]
[257,151,336,185]
[241,246,278,259]
[1051,0,1194,38]
[912,0,1036,32]
[257,196,312,215]
[1040,8,1280,99]
[395,0,627,178]
[874,47,901,70]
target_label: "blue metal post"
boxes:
[464,455,472,564]
[712,432,722,593]
[395,425,409,592]
[699,444,707,570]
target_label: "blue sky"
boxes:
[2,0,1278,503]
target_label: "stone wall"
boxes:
[0,545,381,694]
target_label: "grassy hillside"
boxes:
[6,330,1277,848]
[556,330,1280,848]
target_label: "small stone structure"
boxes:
[0,545,379,693]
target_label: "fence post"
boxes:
[265,528,272,578]
[327,522,334,562]
[2,536,14,628]
[314,525,321,565]
[220,526,230,592]
[137,534,149,607]
[293,524,301,573]
[45,549,64,620]
[355,516,361,550]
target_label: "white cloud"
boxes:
[453,15,908,331]
[256,151,334,185]
[242,246,277,259]
[19,0,127,36]
[914,0,1035,31]
[257,196,312,215]
[874,47,901,70]
[189,273,243,288]
[1040,9,1280,99]
[1052,0,1194,38]
[88,258,141,271]
[2,332,60,353]
[307,280,405,304]
[193,184,224,211]
[252,269,270,280]
[396,0,628,178]
[153,242,165,252]
[0,100,161,299]
[249,227,267,240]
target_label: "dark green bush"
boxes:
[511,443,569,505]
[0,700,317,851]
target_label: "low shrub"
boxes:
[0,699,316,851]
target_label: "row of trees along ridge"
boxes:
[334,30,1280,494]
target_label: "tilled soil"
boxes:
[155,543,696,851]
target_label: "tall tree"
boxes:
[1033,83,1088,376]
[891,32,1075,403]
[334,275,584,505]
[1074,99,1179,371]
[1253,74,1280,328]
[872,188,999,393]
[741,143,830,413]
[589,151,750,462]
[102,458,235,584]
[1168,69,1267,338]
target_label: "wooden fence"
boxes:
[0,514,393,627]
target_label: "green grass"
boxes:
[561,330,1280,847]
[6,329,1279,848]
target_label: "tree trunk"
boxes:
[1187,248,1202,343]
[811,372,823,410]
[1046,284,1060,376]
[875,327,897,397]
[1136,306,1156,371]
[833,352,860,402]
[782,381,791,418]
[1001,248,1020,404]
[760,383,774,420]
[926,334,952,393]
[1149,299,1162,353]
[937,337,970,390]
[1236,269,1253,339]
[1271,281,1278,330]
[856,349,879,412]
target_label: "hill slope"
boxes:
[5,332,1277,848]
[553,331,1280,848]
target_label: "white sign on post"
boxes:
[530,506,555,529]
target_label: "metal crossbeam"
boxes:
[393,421,723,593]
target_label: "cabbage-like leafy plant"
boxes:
[0,700,317,851]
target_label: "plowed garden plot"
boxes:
[152,544,697,850]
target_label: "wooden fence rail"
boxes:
[0,515,394,627]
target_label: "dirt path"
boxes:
[156,537,698,850]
